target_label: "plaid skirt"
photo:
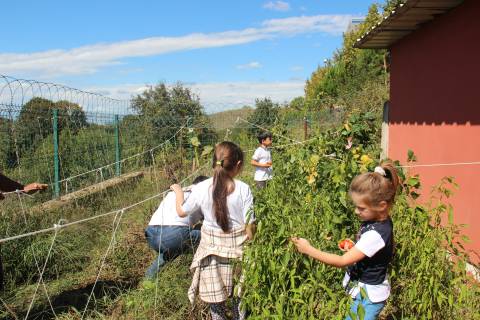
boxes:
[196,255,236,303]
[188,226,247,304]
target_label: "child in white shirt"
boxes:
[144,175,208,279]
[171,141,255,320]
[292,163,400,320]
[251,132,273,189]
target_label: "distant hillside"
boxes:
[208,106,254,130]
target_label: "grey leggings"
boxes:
[210,298,245,320]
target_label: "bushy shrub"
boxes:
[242,112,479,319]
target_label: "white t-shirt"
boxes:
[342,230,391,303]
[148,190,203,227]
[181,177,254,231]
[252,146,273,181]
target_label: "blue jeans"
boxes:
[345,293,386,320]
[144,225,200,278]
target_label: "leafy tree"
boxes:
[289,96,305,111]
[132,83,205,123]
[382,0,406,13]
[27,127,116,188]
[15,97,88,162]
[305,66,327,104]
[55,100,88,130]
[304,3,387,110]
[0,117,15,170]
[129,83,216,152]
[246,98,279,136]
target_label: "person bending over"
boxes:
[144,175,208,279]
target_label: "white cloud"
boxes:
[290,65,303,72]
[84,80,305,114]
[236,61,262,70]
[261,15,350,35]
[190,81,304,113]
[83,83,150,100]
[289,76,304,81]
[0,14,352,79]
[263,1,290,12]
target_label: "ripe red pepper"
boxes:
[338,239,355,251]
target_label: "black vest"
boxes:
[347,218,394,285]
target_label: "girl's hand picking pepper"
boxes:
[338,239,355,252]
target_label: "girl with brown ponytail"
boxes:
[292,162,400,320]
[171,141,255,320]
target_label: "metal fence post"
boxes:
[53,109,60,197]
[115,114,121,176]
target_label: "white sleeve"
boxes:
[252,148,261,161]
[181,188,200,215]
[243,186,255,223]
[354,230,385,257]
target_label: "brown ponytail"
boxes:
[212,141,244,232]
[349,161,401,207]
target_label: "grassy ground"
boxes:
[0,161,214,320]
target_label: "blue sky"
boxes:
[0,0,376,112]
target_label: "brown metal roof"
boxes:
[354,0,464,49]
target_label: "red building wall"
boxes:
[389,0,480,263]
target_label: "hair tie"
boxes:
[216,160,224,167]
[374,166,387,177]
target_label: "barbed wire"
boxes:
[1,75,132,116]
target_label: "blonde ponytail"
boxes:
[349,160,401,206]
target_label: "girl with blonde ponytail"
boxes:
[171,141,255,320]
[292,161,401,320]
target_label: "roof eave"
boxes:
[354,0,464,49]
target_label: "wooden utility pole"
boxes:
[303,117,308,140]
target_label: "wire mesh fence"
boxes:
[1,75,342,200]
[0,75,224,199]
[0,74,349,320]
